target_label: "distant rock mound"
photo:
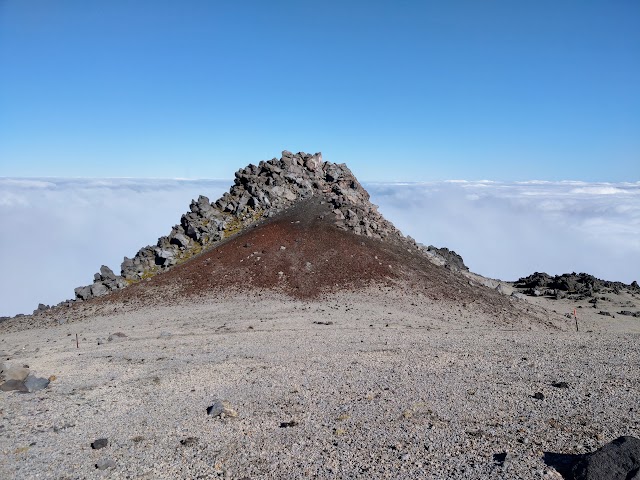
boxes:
[513,272,639,298]
[72,151,409,302]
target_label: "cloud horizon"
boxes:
[1,177,638,317]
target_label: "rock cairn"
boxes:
[72,150,408,301]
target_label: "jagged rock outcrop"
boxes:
[421,245,469,272]
[73,151,405,301]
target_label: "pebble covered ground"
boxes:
[1,289,639,479]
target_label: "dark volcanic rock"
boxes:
[91,438,109,450]
[571,436,640,480]
[514,272,637,298]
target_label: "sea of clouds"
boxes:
[1,177,639,317]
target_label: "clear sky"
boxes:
[1,0,638,181]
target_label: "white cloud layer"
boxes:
[1,178,638,317]
[367,180,640,287]
[0,178,228,317]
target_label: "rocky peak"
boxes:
[72,150,405,302]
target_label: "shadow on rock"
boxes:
[544,436,640,480]
[543,452,583,478]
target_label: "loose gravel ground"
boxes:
[1,289,639,479]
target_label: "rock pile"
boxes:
[0,362,50,393]
[72,151,407,301]
[74,265,126,300]
[513,272,639,298]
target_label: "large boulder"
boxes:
[74,285,92,300]
[571,436,640,480]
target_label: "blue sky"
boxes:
[0,0,638,181]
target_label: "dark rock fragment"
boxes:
[571,436,640,480]
[180,437,198,446]
[91,438,109,450]
[280,420,298,428]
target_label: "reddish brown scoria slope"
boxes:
[108,197,521,318]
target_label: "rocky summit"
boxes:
[70,151,467,304]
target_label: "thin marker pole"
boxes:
[76,333,79,349]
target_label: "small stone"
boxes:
[53,423,75,433]
[551,381,569,389]
[207,399,237,418]
[91,438,109,450]
[180,437,198,446]
[23,375,50,392]
[95,458,115,470]
[280,420,298,428]
[533,392,545,400]
[1,363,29,381]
